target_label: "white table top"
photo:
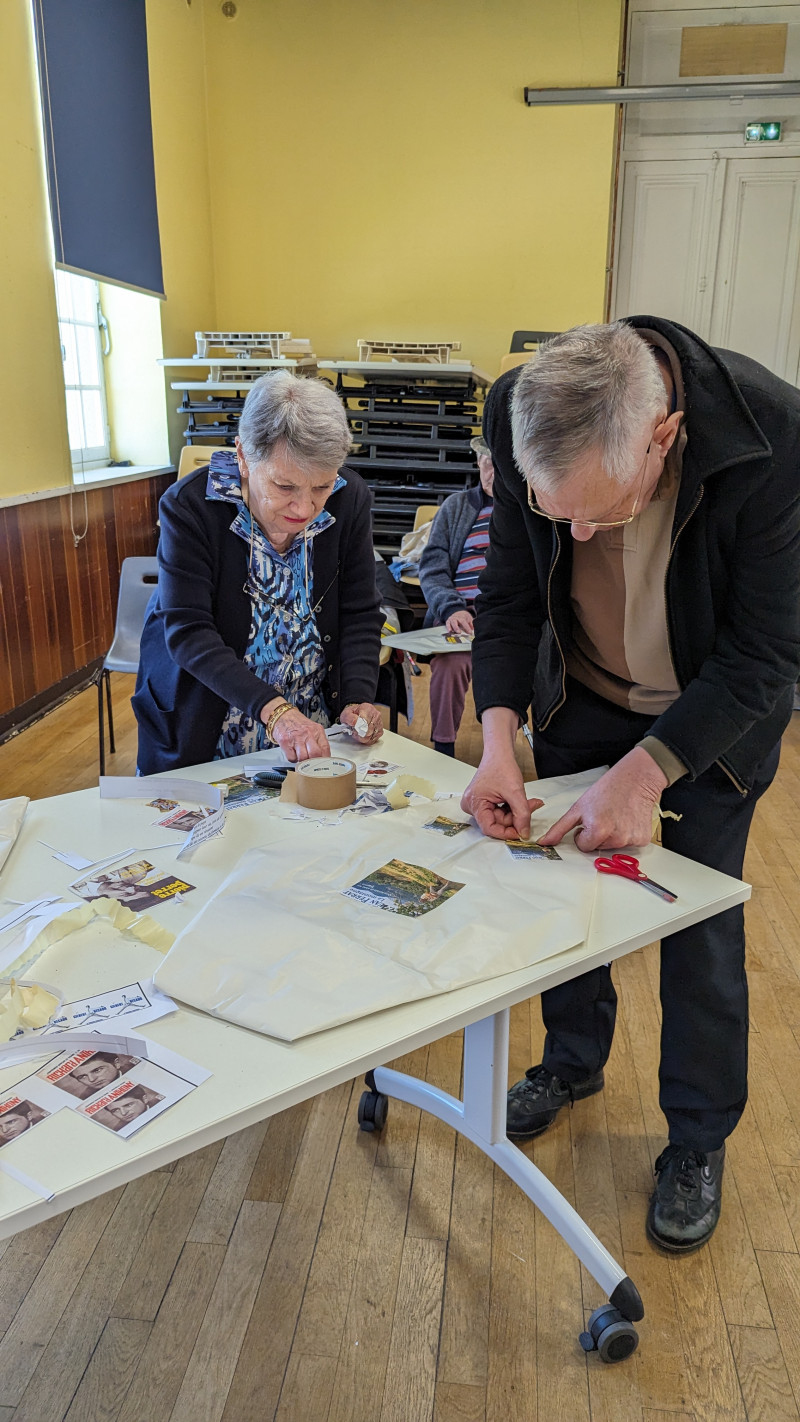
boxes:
[0,734,748,1237]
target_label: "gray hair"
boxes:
[510,322,666,491]
[237,370,352,470]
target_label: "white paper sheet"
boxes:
[100,777,223,811]
[0,799,29,877]
[155,768,604,1041]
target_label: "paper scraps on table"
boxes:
[0,979,61,1042]
[505,840,562,861]
[341,789,392,817]
[354,761,402,786]
[176,806,226,859]
[155,807,214,834]
[0,897,64,937]
[38,841,93,871]
[208,773,281,808]
[100,776,223,812]
[384,775,437,809]
[343,859,464,918]
[423,816,471,837]
[13,979,176,1040]
[70,860,195,911]
[147,798,179,813]
[0,1031,210,1147]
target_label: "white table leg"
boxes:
[368,1007,644,1359]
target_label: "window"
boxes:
[55,270,110,472]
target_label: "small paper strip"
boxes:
[0,1159,54,1202]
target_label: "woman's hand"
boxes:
[445,609,474,636]
[461,751,544,841]
[340,702,384,745]
[261,701,330,762]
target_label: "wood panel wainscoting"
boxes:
[0,473,173,741]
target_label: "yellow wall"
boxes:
[0,0,623,495]
[202,0,622,376]
[0,1,72,496]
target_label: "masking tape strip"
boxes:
[295,758,357,810]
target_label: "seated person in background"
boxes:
[418,438,494,755]
[134,372,384,773]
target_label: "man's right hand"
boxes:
[461,753,543,841]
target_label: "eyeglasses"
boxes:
[526,439,653,530]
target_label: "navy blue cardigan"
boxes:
[133,466,383,773]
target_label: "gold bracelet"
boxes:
[264,701,292,742]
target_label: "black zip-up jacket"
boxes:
[473,316,800,793]
[133,464,383,774]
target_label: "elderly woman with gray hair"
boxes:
[134,371,384,772]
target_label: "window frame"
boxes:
[55,269,111,473]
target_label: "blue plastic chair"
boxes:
[98,557,158,775]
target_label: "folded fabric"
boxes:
[0,797,29,877]
[154,768,604,1041]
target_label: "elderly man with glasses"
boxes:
[462,318,800,1254]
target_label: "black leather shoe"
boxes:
[646,1142,725,1253]
[506,1063,605,1139]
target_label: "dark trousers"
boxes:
[533,678,780,1152]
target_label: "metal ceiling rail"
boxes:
[524,81,800,105]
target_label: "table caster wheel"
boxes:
[358,1090,388,1133]
[579,1304,639,1363]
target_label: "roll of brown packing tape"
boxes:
[295,757,357,810]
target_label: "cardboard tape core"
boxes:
[295,757,357,810]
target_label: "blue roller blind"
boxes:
[32,0,164,298]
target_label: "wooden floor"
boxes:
[1,676,800,1422]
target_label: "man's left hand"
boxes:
[340,702,384,745]
[538,746,668,852]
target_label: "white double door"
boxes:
[612,153,800,383]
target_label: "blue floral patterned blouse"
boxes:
[206,453,345,759]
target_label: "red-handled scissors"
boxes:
[594,853,677,903]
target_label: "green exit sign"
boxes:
[744,121,782,144]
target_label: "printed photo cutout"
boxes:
[208,773,279,807]
[77,1060,198,1138]
[147,798,179,813]
[155,807,213,833]
[343,859,464,918]
[71,859,195,910]
[83,1083,165,1134]
[37,1049,141,1102]
[423,815,470,837]
[506,841,562,861]
[0,1096,50,1148]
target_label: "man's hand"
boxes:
[461,752,544,841]
[261,702,330,762]
[445,609,475,636]
[538,747,668,852]
[340,702,384,745]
